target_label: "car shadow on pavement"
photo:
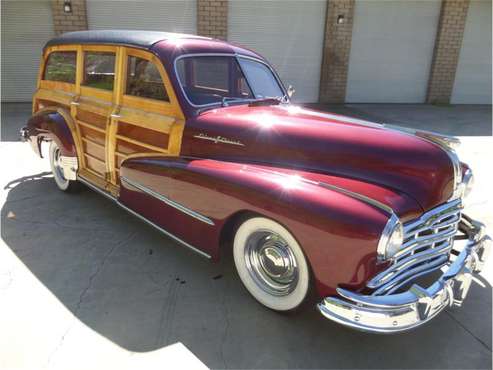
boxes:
[2,172,492,369]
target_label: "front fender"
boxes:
[24,108,77,158]
[120,157,391,297]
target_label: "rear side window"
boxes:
[126,56,169,101]
[83,52,115,91]
[43,51,76,83]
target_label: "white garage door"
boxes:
[346,0,441,103]
[1,0,55,102]
[87,0,196,34]
[228,0,326,103]
[451,0,492,104]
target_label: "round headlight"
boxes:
[377,214,404,262]
[463,168,474,199]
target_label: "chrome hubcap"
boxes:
[244,231,298,296]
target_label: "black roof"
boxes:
[44,30,210,50]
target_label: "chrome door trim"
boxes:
[77,175,212,259]
[120,175,215,226]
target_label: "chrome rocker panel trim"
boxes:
[120,175,215,226]
[317,216,491,333]
[77,175,212,259]
[117,201,212,259]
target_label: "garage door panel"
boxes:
[87,0,196,33]
[346,0,441,103]
[1,0,55,102]
[451,0,492,104]
[228,0,326,103]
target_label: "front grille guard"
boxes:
[368,199,463,296]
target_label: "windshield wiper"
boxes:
[248,97,282,107]
[222,97,251,107]
[221,95,287,108]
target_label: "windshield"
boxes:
[175,56,284,107]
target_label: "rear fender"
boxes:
[25,107,77,158]
[119,157,391,297]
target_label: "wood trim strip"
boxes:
[81,136,105,149]
[39,80,76,93]
[115,151,128,158]
[123,152,171,161]
[117,107,175,132]
[35,88,75,106]
[72,46,85,169]
[107,46,125,185]
[78,168,107,188]
[168,119,185,155]
[84,151,106,164]
[77,120,106,134]
[80,86,113,101]
[116,134,168,154]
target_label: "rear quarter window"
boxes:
[43,51,76,83]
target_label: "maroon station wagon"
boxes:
[21,30,490,333]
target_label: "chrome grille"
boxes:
[368,199,462,296]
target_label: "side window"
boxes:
[43,51,76,83]
[126,56,169,101]
[83,52,115,91]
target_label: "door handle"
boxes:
[110,105,121,119]
[70,96,80,106]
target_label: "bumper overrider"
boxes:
[317,215,491,333]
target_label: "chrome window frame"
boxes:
[173,53,288,109]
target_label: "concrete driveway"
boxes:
[1,103,492,369]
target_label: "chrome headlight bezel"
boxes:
[377,214,404,262]
[462,168,474,199]
[447,148,465,200]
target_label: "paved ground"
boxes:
[1,103,492,369]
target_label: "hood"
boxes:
[181,105,455,218]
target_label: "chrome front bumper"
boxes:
[317,216,491,333]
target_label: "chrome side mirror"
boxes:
[287,85,295,98]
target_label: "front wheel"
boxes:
[49,141,79,192]
[233,217,311,312]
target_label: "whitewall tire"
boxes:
[233,217,311,311]
[49,141,77,192]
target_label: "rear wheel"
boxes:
[49,141,79,192]
[233,217,311,312]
